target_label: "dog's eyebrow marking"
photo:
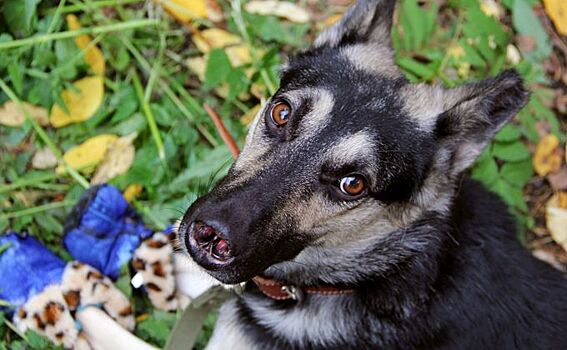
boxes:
[288,88,335,138]
[326,131,375,165]
[340,44,400,78]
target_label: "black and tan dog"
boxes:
[179,0,567,348]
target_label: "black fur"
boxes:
[233,178,567,349]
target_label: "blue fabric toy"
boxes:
[0,233,65,308]
[63,184,152,279]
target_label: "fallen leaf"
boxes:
[66,14,105,76]
[225,45,252,66]
[0,101,49,127]
[57,134,118,174]
[547,192,567,252]
[323,13,343,27]
[50,76,104,128]
[240,104,262,125]
[533,134,563,176]
[32,147,57,169]
[506,44,521,65]
[543,0,567,36]
[91,133,137,184]
[548,168,567,191]
[155,0,208,22]
[192,28,242,53]
[244,1,310,23]
[532,248,566,271]
[186,56,206,81]
[515,35,537,53]
[480,0,503,19]
[123,184,143,202]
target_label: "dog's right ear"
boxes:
[313,0,396,49]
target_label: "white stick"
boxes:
[76,308,158,350]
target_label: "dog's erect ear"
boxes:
[313,0,396,48]
[435,69,529,175]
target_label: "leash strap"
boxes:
[165,286,230,350]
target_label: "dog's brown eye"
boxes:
[339,175,366,196]
[270,102,291,127]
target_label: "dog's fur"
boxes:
[179,0,567,348]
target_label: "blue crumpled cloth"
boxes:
[63,184,152,279]
[0,233,65,308]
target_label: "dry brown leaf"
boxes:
[543,0,567,36]
[548,168,567,191]
[244,1,310,23]
[50,76,104,128]
[0,101,49,127]
[57,134,118,174]
[547,192,567,252]
[155,0,208,22]
[32,147,57,169]
[66,14,105,76]
[533,134,563,176]
[186,56,206,81]
[91,133,137,184]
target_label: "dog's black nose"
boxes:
[187,221,233,265]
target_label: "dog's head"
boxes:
[179,0,528,284]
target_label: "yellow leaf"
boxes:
[244,1,310,23]
[186,56,206,81]
[156,0,208,22]
[58,134,118,174]
[226,44,253,67]
[123,184,143,202]
[66,15,105,76]
[240,104,262,125]
[324,14,343,27]
[447,45,465,59]
[0,101,49,127]
[533,134,563,176]
[50,76,104,128]
[193,28,242,53]
[546,192,567,252]
[91,133,137,184]
[543,0,567,36]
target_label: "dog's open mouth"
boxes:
[187,221,234,265]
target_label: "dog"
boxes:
[178,0,567,348]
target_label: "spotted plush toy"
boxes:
[0,233,135,349]
[131,231,189,311]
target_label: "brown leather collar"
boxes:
[252,276,355,301]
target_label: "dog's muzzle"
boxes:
[186,221,234,267]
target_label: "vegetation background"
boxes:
[0,0,566,348]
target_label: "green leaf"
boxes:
[512,0,552,60]
[204,49,232,89]
[492,141,530,162]
[2,0,42,35]
[7,62,23,95]
[500,159,533,187]
[472,155,499,184]
[495,125,521,142]
[136,311,177,348]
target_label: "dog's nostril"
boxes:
[189,221,233,262]
[212,239,231,260]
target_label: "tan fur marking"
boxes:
[341,44,399,78]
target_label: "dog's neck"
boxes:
[260,211,453,307]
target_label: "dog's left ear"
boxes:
[435,69,529,176]
[313,0,396,48]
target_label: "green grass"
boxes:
[0,0,564,348]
